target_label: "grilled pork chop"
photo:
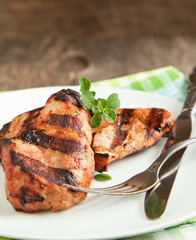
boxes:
[1,89,94,212]
[92,108,175,172]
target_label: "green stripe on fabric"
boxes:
[131,81,145,91]
[149,76,164,89]
[166,69,181,81]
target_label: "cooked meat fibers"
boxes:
[1,89,94,212]
[92,108,175,172]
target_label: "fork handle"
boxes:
[148,137,196,174]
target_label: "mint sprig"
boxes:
[79,77,120,128]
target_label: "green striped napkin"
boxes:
[0,66,195,240]
[93,66,188,102]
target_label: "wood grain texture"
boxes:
[0,0,196,90]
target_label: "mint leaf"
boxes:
[104,110,117,123]
[94,173,112,182]
[79,77,91,93]
[92,105,99,114]
[90,112,103,128]
[81,91,95,110]
[107,93,120,110]
[97,98,107,112]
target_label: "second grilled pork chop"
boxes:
[92,108,175,172]
[1,89,94,212]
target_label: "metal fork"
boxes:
[63,137,196,195]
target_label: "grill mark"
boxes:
[147,108,164,131]
[111,109,134,150]
[10,150,77,186]
[23,107,43,128]
[146,108,164,139]
[19,129,83,154]
[20,187,44,207]
[43,114,83,134]
[54,89,83,108]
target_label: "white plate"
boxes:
[0,86,195,240]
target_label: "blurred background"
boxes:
[0,0,196,90]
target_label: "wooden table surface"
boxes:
[1,0,196,91]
